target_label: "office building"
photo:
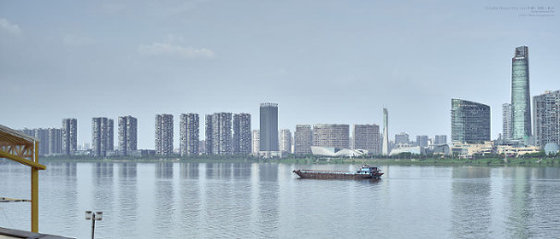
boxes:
[382,108,389,155]
[511,46,532,140]
[92,117,114,157]
[434,135,447,145]
[260,103,279,152]
[502,103,513,140]
[180,113,199,156]
[118,116,137,156]
[416,135,429,147]
[252,130,260,156]
[353,124,380,154]
[533,90,560,148]
[395,132,409,146]
[294,125,313,155]
[279,129,292,153]
[451,99,491,143]
[62,118,77,155]
[233,113,251,155]
[155,114,173,155]
[313,124,349,149]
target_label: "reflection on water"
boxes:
[451,167,492,238]
[117,163,137,238]
[180,163,198,179]
[156,162,173,179]
[119,163,137,178]
[1,162,560,238]
[257,164,279,237]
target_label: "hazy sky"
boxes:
[1,0,559,149]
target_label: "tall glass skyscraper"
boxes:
[451,99,490,143]
[259,103,279,151]
[511,46,531,140]
[382,108,389,155]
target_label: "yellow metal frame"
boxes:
[0,126,46,233]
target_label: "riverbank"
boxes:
[29,155,560,167]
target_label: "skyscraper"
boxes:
[21,128,63,156]
[48,128,62,155]
[118,115,137,156]
[259,103,279,152]
[511,46,531,140]
[205,114,213,155]
[180,113,199,156]
[294,125,313,155]
[35,128,49,156]
[233,113,251,155]
[434,135,447,145]
[451,99,491,143]
[502,103,513,140]
[62,118,77,155]
[382,108,389,155]
[416,135,428,147]
[313,124,349,148]
[353,124,380,154]
[92,117,114,157]
[279,129,292,153]
[155,114,173,155]
[211,112,233,155]
[533,90,560,148]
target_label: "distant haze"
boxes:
[1,0,558,149]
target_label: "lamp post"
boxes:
[85,211,103,239]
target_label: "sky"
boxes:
[1,0,559,149]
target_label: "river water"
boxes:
[1,161,559,238]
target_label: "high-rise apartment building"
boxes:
[155,114,173,155]
[395,132,409,146]
[209,112,232,155]
[353,124,380,154]
[416,135,429,147]
[511,46,532,140]
[62,118,77,155]
[502,103,513,140]
[533,90,560,148]
[205,114,213,154]
[92,117,114,157]
[451,99,491,143]
[180,113,199,156]
[21,128,63,156]
[48,128,62,155]
[260,103,279,152]
[279,129,292,153]
[252,130,260,156]
[382,108,389,155]
[233,113,251,155]
[294,125,313,155]
[199,140,206,154]
[21,128,47,155]
[313,124,349,148]
[434,135,447,145]
[118,115,137,156]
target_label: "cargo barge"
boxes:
[293,165,383,180]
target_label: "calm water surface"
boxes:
[1,161,560,238]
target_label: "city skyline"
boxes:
[1,1,558,149]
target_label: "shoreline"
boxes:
[18,156,560,167]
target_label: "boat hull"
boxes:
[293,170,383,180]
